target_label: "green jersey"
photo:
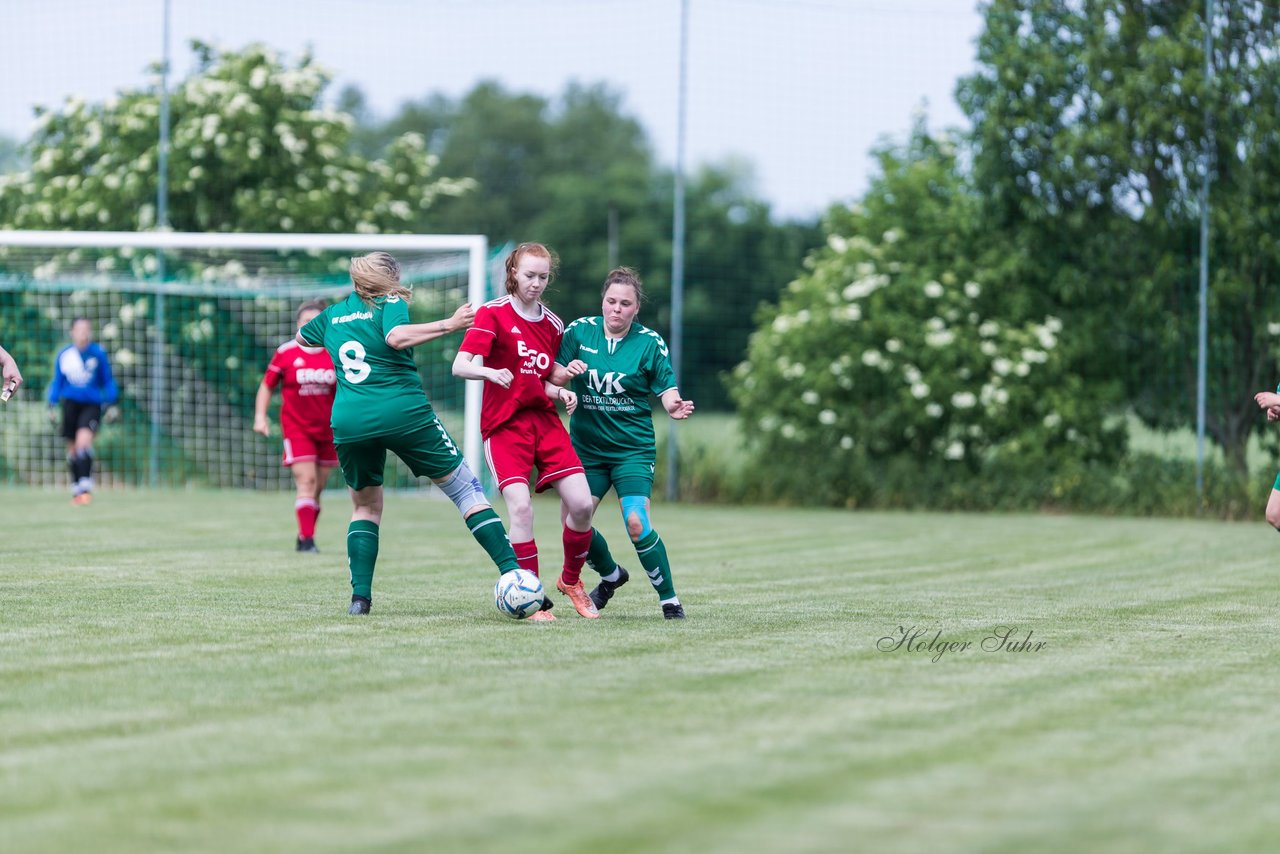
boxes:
[298,292,436,443]
[556,317,678,459]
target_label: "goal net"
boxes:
[0,230,494,492]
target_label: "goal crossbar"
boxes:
[0,230,486,254]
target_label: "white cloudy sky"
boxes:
[0,0,984,219]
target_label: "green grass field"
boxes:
[2,489,1278,853]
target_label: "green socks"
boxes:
[586,527,619,577]
[348,510,519,601]
[466,507,520,574]
[634,529,676,600]
[347,520,379,599]
[347,509,522,601]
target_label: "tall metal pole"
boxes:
[666,0,688,502]
[607,200,619,270]
[150,0,172,487]
[1195,0,1213,501]
[157,0,171,235]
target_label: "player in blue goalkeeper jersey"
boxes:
[47,318,119,504]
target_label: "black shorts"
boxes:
[61,400,101,441]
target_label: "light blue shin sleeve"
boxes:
[619,495,652,539]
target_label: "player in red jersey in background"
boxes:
[452,243,597,622]
[254,300,339,553]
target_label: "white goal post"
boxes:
[0,230,490,489]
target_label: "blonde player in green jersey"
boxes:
[552,267,695,619]
[298,252,522,615]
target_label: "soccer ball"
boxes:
[495,569,545,619]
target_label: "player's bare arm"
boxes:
[0,344,22,400]
[252,381,273,436]
[661,388,694,420]
[546,381,577,415]
[386,303,475,350]
[549,359,588,385]
[547,363,571,386]
[452,351,513,389]
[1256,391,1280,410]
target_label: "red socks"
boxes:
[560,527,593,586]
[514,531,591,582]
[513,540,539,576]
[295,498,318,539]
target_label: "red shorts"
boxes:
[282,432,338,468]
[484,408,584,493]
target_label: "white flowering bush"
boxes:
[0,41,470,236]
[729,127,1119,502]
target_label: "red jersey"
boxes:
[460,296,565,438]
[262,340,337,439]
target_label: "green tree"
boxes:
[526,82,667,323]
[0,41,469,235]
[363,78,820,409]
[656,160,822,409]
[0,134,23,173]
[411,80,555,240]
[957,0,1280,474]
[728,123,1119,505]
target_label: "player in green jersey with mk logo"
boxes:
[1254,383,1280,530]
[554,267,695,619]
[299,252,522,615]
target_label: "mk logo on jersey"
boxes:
[586,369,626,396]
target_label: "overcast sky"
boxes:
[0,0,984,220]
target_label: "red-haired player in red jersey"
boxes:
[254,300,339,553]
[452,243,597,622]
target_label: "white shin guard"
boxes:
[437,462,488,516]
